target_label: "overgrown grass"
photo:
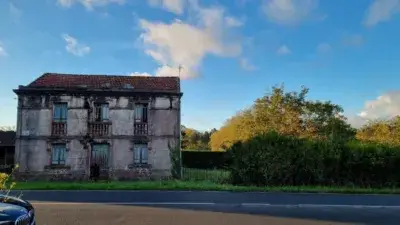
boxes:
[9,168,400,194]
[182,168,230,183]
[11,180,400,194]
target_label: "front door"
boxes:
[91,144,109,178]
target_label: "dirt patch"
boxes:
[33,202,351,225]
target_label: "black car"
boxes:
[0,194,35,225]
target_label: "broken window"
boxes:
[133,143,148,164]
[94,103,109,122]
[53,103,68,122]
[134,104,148,123]
[51,144,66,165]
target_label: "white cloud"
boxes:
[262,0,319,25]
[239,58,256,71]
[347,91,400,128]
[347,115,368,129]
[358,91,400,121]
[57,0,125,10]
[276,45,291,55]
[225,16,244,27]
[129,72,153,76]
[155,65,189,77]
[62,34,91,56]
[364,0,400,27]
[147,0,185,14]
[342,34,364,47]
[0,42,7,57]
[9,3,22,21]
[138,2,242,79]
[316,42,331,54]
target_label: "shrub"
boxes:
[0,165,19,199]
[182,151,231,169]
[228,132,400,188]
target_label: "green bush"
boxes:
[228,132,400,188]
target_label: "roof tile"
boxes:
[27,73,180,92]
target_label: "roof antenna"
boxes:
[178,64,183,78]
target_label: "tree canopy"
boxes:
[181,125,216,150]
[210,85,356,151]
[356,116,400,146]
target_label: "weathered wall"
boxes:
[15,94,181,180]
[148,96,180,177]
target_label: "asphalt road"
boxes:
[13,190,400,225]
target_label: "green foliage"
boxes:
[168,141,182,179]
[181,151,231,169]
[356,116,400,146]
[228,132,400,188]
[210,85,356,151]
[181,126,216,150]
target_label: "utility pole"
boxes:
[178,64,183,78]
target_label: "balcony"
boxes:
[134,122,148,136]
[88,122,111,137]
[51,122,67,136]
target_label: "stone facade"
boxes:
[13,74,182,181]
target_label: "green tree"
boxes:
[181,126,215,150]
[210,85,355,151]
[356,116,400,145]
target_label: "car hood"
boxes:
[0,194,33,211]
[0,202,27,221]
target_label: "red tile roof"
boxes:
[26,73,180,92]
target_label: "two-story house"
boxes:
[13,73,182,181]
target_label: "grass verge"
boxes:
[12,180,400,194]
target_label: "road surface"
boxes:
[12,190,400,225]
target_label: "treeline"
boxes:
[183,85,400,151]
[356,116,400,146]
[181,125,216,150]
[209,85,356,151]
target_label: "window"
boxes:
[133,144,148,164]
[51,144,66,165]
[94,103,109,122]
[53,103,68,122]
[134,104,148,123]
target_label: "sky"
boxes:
[1,0,400,131]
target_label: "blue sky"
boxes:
[1,0,400,131]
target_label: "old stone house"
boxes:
[13,73,182,180]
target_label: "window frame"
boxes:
[94,103,109,122]
[51,144,67,165]
[53,103,68,122]
[133,143,148,164]
[134,104,148,123]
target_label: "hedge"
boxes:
[228,132,400,188]
[181,151,231,169]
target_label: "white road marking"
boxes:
[240,203,400,209]
[30,201,400,209]
[31,202,216,205]
[14,190,400,197]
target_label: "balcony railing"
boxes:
[88,122,111,137]
[51,122,67,136]
[134,122,148,135]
